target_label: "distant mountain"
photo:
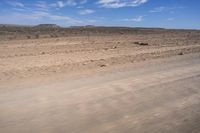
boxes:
[0,24,32,27]
[0,24,166,30]
[34,24,60,28]
[69,25,96,28]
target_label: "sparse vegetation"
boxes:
[27,35,31,39]
[35,34,39,39]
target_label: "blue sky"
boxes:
[0,0,199,29]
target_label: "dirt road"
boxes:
[0,54,200,133]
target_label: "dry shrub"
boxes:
[35,34,39,39]
[27,35,31,39]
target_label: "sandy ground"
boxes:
[0,32,200,132]
[0,33,200,82]
[0,54,200,133]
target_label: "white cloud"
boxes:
[1,0,93,26]
[87,19,97,23]
[167,18,174,21]
[77,6,84,9]
[0,11,82,25]
[7,1,24,7]
[57,1,65,8]
[122,16,143,22]
[30,11,81,23]
[97,0,148,8]
[12,8,26,11]
[149,6,165,13]
[66,0,77,6]
[35,1,50,11]
[79,9,95,15]
[80,0,88,4]
[150,6,184,13]
[35,0,77,10]
[55,0,87,7]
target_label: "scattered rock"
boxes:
[100,64,106,67]
[134,42,149,46]
[41,52,45,54]
[178,52,183,55]
[140,43,149,46]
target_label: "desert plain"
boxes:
[0,26,200,133]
